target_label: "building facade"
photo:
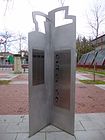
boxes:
[92,34,105,50]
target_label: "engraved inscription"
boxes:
[54,50,71,109]
[32,49,44,85]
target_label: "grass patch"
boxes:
[0,80,11,85]
[77,67,105,76]
[77,67,90,73]
[79,80,105,84]
[14,72,22,74]
[96,71,105,75]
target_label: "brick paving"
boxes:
[0,71,28,115]
[75,84,105,113]
[0,70,105,114]
[0,84,28,115]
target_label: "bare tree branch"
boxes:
[4,0,9,16]
[58,0,66,7]
[87,1,105,38]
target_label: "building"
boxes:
[18,50,28,64]
[78,34,105,67]
[91,34,105,50]
[0,52,13,65]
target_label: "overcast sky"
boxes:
[0,0,105,38]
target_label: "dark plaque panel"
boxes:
[32,49,44,85]
[54,50,71,110]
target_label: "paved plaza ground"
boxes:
[0,70,105,114]
[0,113,105,140]
[0,70,105,139]
[76,72,105,113]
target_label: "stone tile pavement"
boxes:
[10,81,28,84]
[0,113,105,140]
[76,74,91,80]
[95,84,105,90]
[0,73,18,81]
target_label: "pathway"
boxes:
[0,113,105,140]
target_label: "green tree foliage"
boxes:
[76,36,94,62]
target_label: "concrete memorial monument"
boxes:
[28,6,76,137]
[14,54,22,73]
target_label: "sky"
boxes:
[0,0,105,52]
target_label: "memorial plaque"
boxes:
[54,50,71,109]
[32,49,44,85]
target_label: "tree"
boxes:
[87,0,105,81]
[0,31,27,53]
[76,36,94,62]
[0,31,13,52]
[18,33,27,53]
[87,0,105,38]
[9,33,27,53]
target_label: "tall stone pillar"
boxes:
[14,54,22,73]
